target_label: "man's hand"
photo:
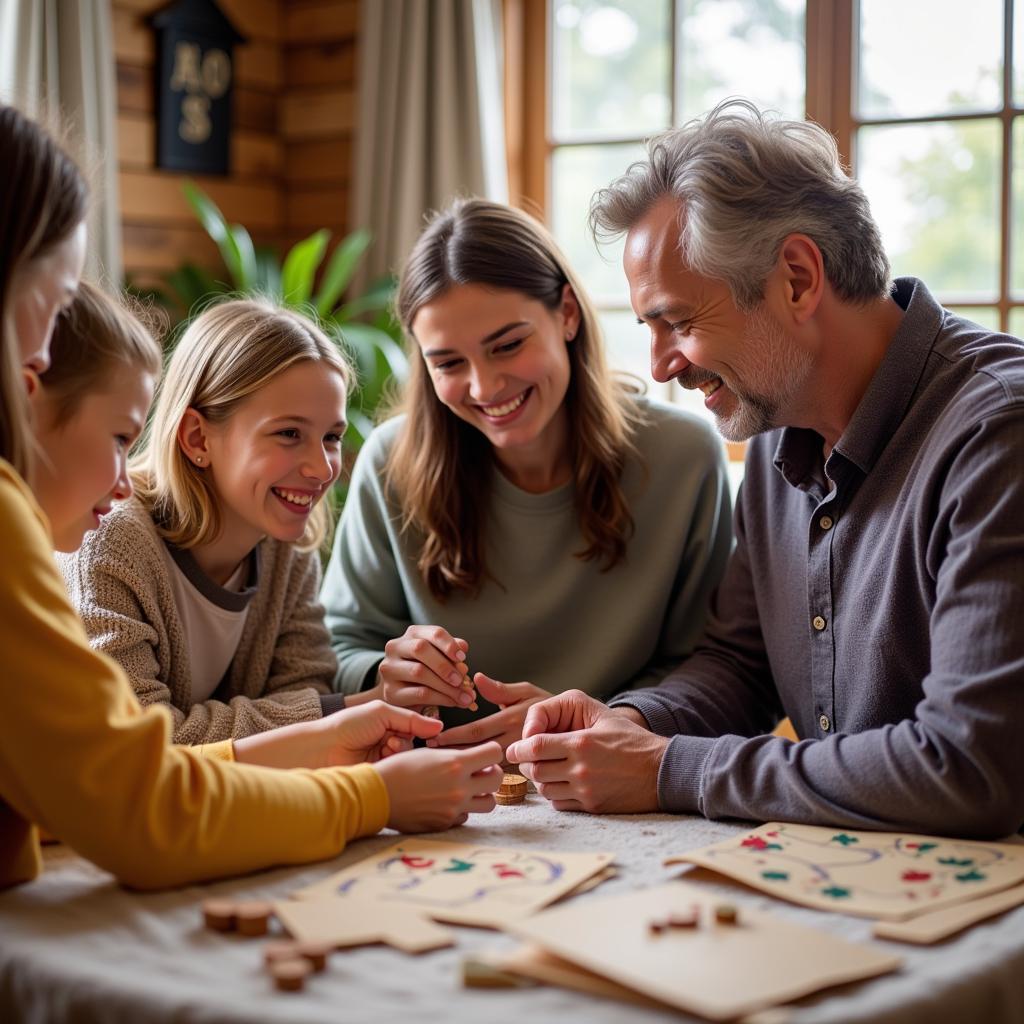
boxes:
[425,673,551,753]
[505,690,667,814]
[233,701,444,770]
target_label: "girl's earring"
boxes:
[195,456,204,466]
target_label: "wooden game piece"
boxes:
[269,957,312,992]
[263,941,302,967]
[714,903,739,925]
[201,898,237,933]
[294,942,331,972]
[668,909,700,929]
[499,773,528,797]
[235,901,274,937]
[495,792,526,805]
[495,772,528,805]
[461,956,535,989]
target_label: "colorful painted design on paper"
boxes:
[669,823,1024,921]
[330,845,566,908]
[294,839,614,924]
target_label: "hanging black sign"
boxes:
[151,0,245,175]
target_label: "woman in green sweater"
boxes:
[322,199,733,751]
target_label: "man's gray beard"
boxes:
[714,388,778,442]
[711,307,812,443]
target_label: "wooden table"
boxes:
[2,797,1023,1023]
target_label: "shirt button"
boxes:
[812,615,827,631]
[819,515,834,530]
[819,714,831,732]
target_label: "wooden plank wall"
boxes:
[281,0,358,252]
[113,0,358,288]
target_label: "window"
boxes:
[505,0,1024,463]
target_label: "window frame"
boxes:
[504,0,1024,331]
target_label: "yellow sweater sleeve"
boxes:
[0,462,389,891]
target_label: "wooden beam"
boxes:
[284,1,358,45]
[284,41,356,89]
[120,171,283,230]
[284,138,351,184]
[118,115,283,177]
[280,89,355,139]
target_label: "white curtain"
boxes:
[0,0,122,285]
[351,0,508,287]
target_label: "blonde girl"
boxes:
[60,297,389,743]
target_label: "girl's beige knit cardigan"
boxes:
[57,496,337,744]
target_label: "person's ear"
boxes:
[560,283,582,341]
[177,407,212,468]
[773,234,824,326]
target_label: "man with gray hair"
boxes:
[506,100,1024,838]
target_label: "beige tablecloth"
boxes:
[2,800,1023,1023]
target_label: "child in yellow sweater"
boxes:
[0,102,502,891]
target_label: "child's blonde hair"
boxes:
[38,281,163,424]
[132,297,354,552]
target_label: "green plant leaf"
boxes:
[253,246,283,297]
[165,263,227,316]
[345,409,375,449]
[314,229,372,316]
[281,229,330,307]
[182,181,255,289]
[229,224,258,289]
[334,273,396,321]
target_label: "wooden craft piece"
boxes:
[201,898,237,932]
[273,895,455,954]
[476,945,798,1023]
[293,838,614,930]
[872,879,1024,944]
[666,822,1024,921]
[461,956,536,989]
[507,882,901,1022]
[234,901,273,937]
[269,958,311,992]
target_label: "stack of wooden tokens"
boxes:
[201,899,333,993]
[496,773,528,805]
[648,903,740,934]
[263,940,332,992]
[202,898,274,937]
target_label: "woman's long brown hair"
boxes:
[0,105,88,480]
[390,198,641,602]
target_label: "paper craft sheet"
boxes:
[667,822,1024,921]
[293,838,614,928]
[871,880,1024,944]
[507,881,901,1021]
[273,896,454,953]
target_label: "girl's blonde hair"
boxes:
[391,198,641,601]
[132,297,353,552]
[39,281,163,422]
